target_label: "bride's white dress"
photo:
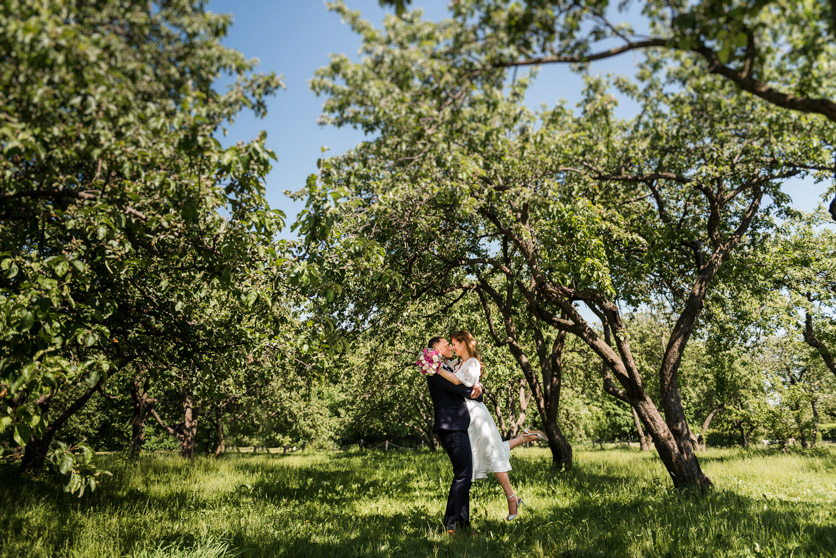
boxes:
[455,357,512,480]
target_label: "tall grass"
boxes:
[1,446,833,557]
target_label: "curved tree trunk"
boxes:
[803,312,836,380]
[630,393,712,489]
[506,343,573,470]
[20,377,104,475]
[150,390,199,458]
[129,373,151,459]
[19,357,134,475]
[690,405,724,452]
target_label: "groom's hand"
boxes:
[470,384,482,399]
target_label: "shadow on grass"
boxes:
[210,493,834,558]
[2,451,834,558]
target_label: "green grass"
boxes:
[1,446,834,557]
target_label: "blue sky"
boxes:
[207,0,831,232]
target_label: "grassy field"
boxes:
[1,446,834,557]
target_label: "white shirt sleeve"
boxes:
[454,358,481,387]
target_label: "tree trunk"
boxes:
[509,324,572,469]
[212,405,227,457]
[585,311,711,487]
[476,284,573,469]
[413,395,439,450]
[564,311,712,488]
[486,378,531,440]
[214,418,225,457]
[736,421,750,449]
[811,397,819,447]
[129,374,151,459]
[149,390,199,458]
[631,406,650,451]
[488,384,510,438]
[549,184,762,489]
[19,429,56,476]
[20,375,106,475]
[692,405,724,452]
[630,393,712,489]
[803,311,836,380]
[180,392,197,458]
[790,400,809,448]
[18,355,136,475]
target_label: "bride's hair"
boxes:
[450,330,484,378]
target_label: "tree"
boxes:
[760,334,833,448]
[383,0,836,218]
[302,2,830,488]
[0,0,283,477]
[772,212,836,380]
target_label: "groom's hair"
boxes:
[427,336,443,350]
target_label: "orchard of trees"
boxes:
[1,0,835,496]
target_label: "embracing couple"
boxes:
[425,330,548,535]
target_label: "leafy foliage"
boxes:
[0,0,284,484]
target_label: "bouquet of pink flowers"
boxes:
[416,348,443,375]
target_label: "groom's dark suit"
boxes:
[427,363,482,532]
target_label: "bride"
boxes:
[435,330,548,521]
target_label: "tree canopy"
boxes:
[0,0,285,486]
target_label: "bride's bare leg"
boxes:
[494,472,517,515]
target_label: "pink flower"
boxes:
[416,348,442,375]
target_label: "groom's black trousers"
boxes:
[436,428,472,530]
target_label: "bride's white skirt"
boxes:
[465,399,511,480]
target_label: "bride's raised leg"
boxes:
[508,429,549,450]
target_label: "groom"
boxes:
[426,336,482,535]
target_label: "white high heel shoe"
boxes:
[521,428,549,443]
[506,494,525,521]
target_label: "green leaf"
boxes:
[59,455,74,475]
[54,260,69,277]
[13,423,31,446]
[19,311,35,333]
[84,371,100,388]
